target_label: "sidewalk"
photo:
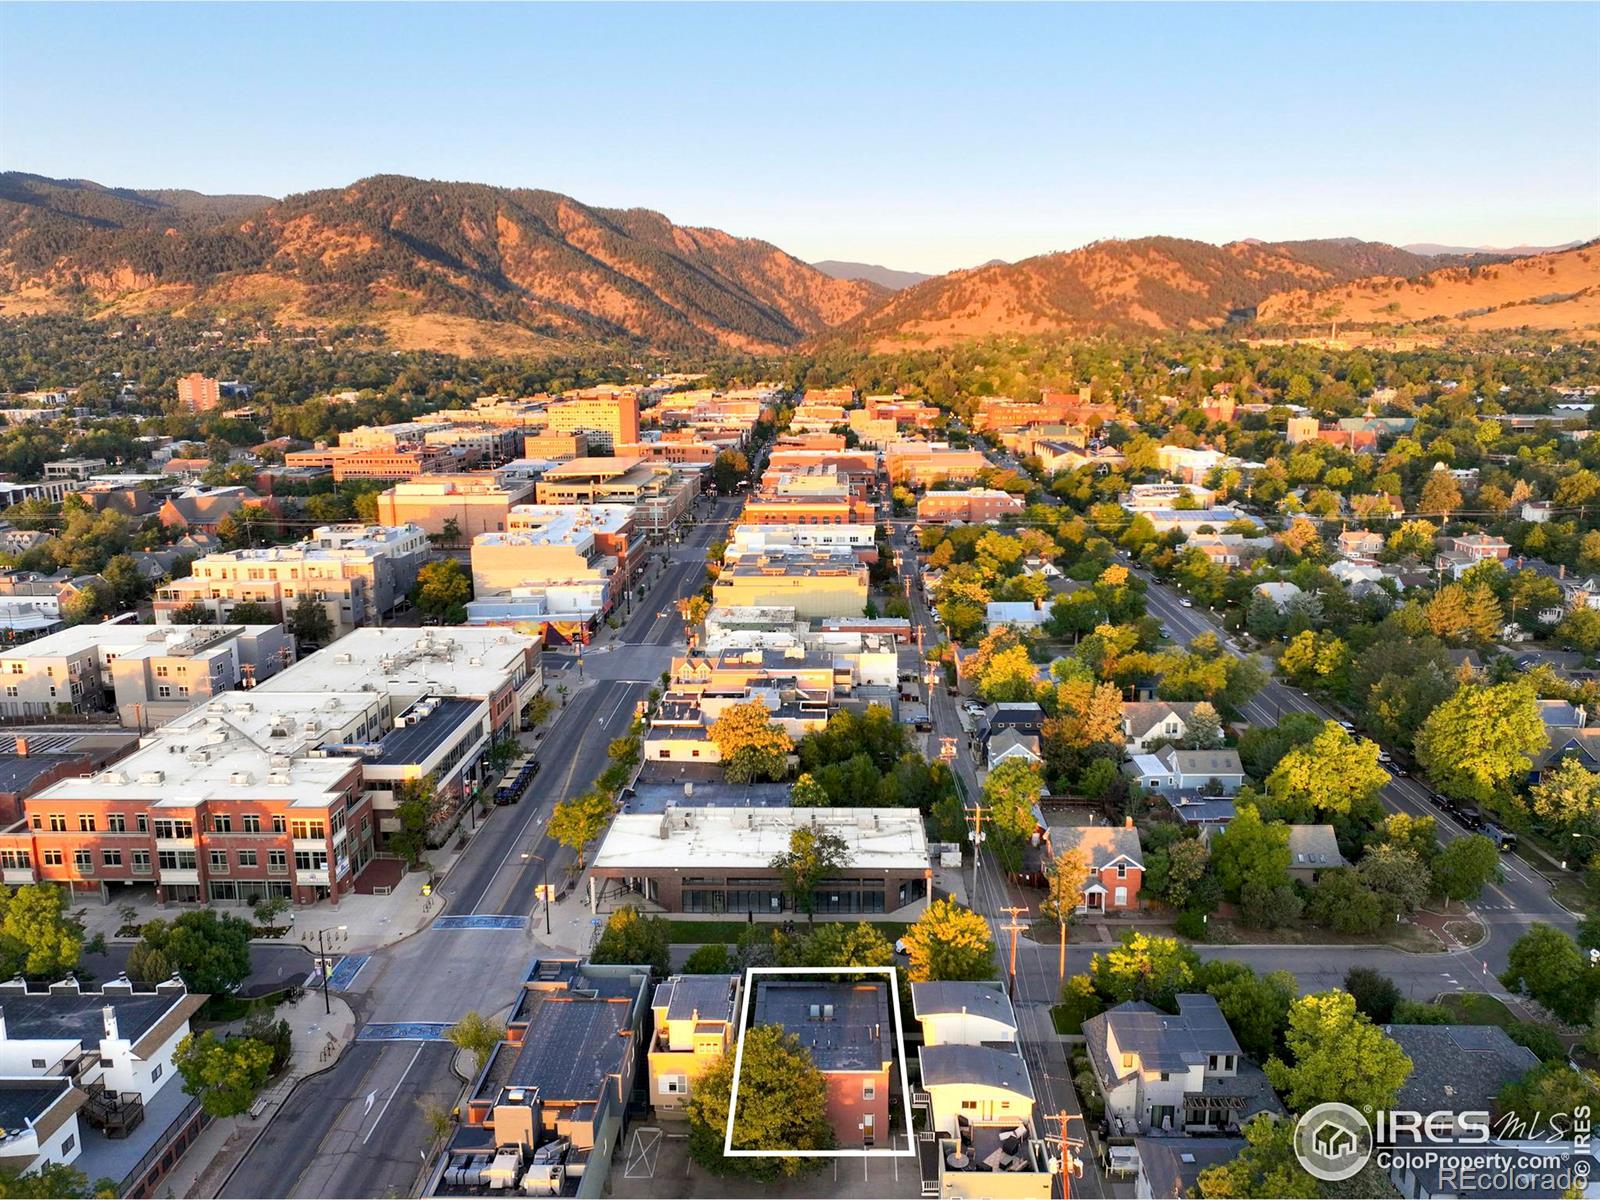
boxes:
[160,988,357,1199]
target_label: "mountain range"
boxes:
[1,171,1593,354]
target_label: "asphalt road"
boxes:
[221,503,729,1199]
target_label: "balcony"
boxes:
[157,868,199,885]
[154,837,196,852]
[297,868,330,886]
[291,837,328,853]
[2,866,37,885]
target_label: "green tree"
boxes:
[769,827,849,919]
[1433,834,1502,902]
[1195,960,1296,1062]
[1195,1112,1320,1200]
[686,1026,833,1177]
[712,449,749,494]
[1090,931,1200,1009]
[1531,757,1600,830]
[173,1030,274,1118]
[682,943,732,974]
[1208,804,1291,901]
[134,909,253,994]
[902,898,996,982]
[446,1011,507,1073]
[1266,990,1413,1114]
[167,601,212,625]
[1305,869,1388,935]
[591,905,672,976]
[1344,966,1403,1024]
[981,758,1044,872]
[0,884,86,978]
[1498,1063,1600,1138]
[1265,722,1389,820]
[1501,923,1598,1025]
[0,1163,117,1199]
[100,553,149,610]
[1414,681,1545,805]
[547,788,617,869]
[287,593,333,647]
[410,558,472,623]
[709,700,794,783]
[1358,844,1431,915]
[794,921,895,969]
[225,599,279,625]
[389,774,442,867]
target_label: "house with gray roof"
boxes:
[912,981,1051,1197]
[1284,824,1345,884]
[1132,1136,1247,1199]
[986,727,1042,770]
[1121,700,1204,753]
[1045,822,1145,912]
[1382,1024,1538,1129]
[648,974,741,1117]
[1126,746,1244,797]
[1082,995,1283,1137]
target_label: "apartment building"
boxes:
[648,974,741,1117]
[154,525,426,633]
[421,424,521,466]
[176,373,221,413]
[375,474,536,539]
[884,444,987,487]
[739,493,871,526]
[0,622,293,727]
[711,549,869,618]
[917,488,1024,524]
[43,458,106,482]
[543,389,641,452]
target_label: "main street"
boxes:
[222,497,736,1199]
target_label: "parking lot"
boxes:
[607,1126,923,1200]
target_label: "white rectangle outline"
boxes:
[723,965,916,1158]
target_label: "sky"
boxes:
[3,2,1597,274]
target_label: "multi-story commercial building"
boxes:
[711,549,868,618]
[738,493,871,526]
[421,423,520,466]
[153,524,427,633]
[723,523,878,563]
[884,444,987,488]
[465,504,637,639]
[589,805,931,916]
[543,389,640,452]
[43,458,106,481]
[0,628,541,906]
[375,474,536,539]
[0,622,294,727]
[917,488,1025,524]
[533,459,698,539]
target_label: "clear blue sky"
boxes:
[3,2,1596,273]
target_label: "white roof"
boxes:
[255,627,535,700]
[593,805,928,872]
[0,623,277,662]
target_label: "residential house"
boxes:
[1530,727,1600,783]
[1082,995,1283,1137]
[1337,529,1385,560]
[982,702,1045,745]
[984,600,1049,631]
[1251,581,1304,611]
[1044,821,1143,912]
[1126,747,1244,797]
[1121,701,1203,754]
[0,975,208,1196]
[1131,1138,1248,1200]
[157,486,276,534]
[647,974,740,1118]
[752,979,894,1149]
[1284,825,1345,884]
[911,982,1052,1199]
[986,729,1042,771]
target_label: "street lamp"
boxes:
[313,924,348,1015]
[524,853,552,935]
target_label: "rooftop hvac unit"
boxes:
[521,1164,563,1196]
[483,1150,522,1191]
[185,751,209,766]
[139,770,165,785]
[267,770,291,786]
[230,771,253,786]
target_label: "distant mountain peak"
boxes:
[811,260,932,290]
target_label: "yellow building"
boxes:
[648,975,742,1117]
[711,551,868,618]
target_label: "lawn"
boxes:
[1051,1004,1082,1035]
[1437,991,1518,1028]
[662,918,910,944]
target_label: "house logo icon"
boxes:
[1294,1102,1373,1182]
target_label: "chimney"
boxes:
[1561,564,1567,580]
[1125,816,1134,829]
[13,736,26,758]
[102,1004,118,1041]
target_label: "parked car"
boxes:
[1482,822,1519,852]
[1180,598,1194,608]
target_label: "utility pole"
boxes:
[1001,904,1029,999]
[1043,1110,1086,1200]
[965,804,989,908]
